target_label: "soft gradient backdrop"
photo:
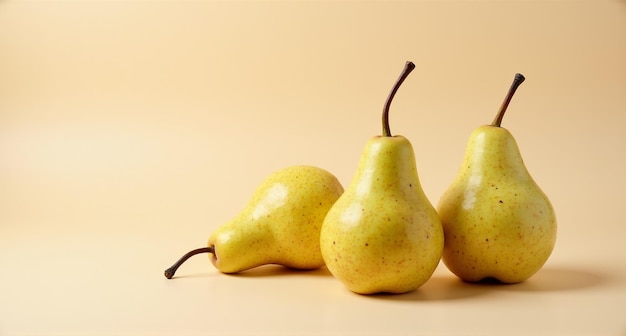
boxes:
[1,1,625,335]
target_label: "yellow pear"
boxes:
[438,73,557,283]
[320,62,443,294]
[164,165,344,278]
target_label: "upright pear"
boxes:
[437,74,557,283]
[320,62,443,294]
[164,165,344,278]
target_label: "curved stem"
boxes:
[164,246,214,279]
[382,61,416,137]
[491,73,525,127]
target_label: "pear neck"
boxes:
[463,126,531,181]
[351,136,422,197]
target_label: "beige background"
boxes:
[1,1,625,335]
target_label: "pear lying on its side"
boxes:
[437,74,557,283]
[164,165,344,278]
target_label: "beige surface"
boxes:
[1,1,625,335]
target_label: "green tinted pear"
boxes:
[438,74,557,283]
[320,62,443,294]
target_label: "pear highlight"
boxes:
[320,62,444,294]
[437,73,557,283]
[164,165,344,278]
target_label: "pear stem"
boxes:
[382,61,416,137]
[164,246,214,279]
[491,73,526,127]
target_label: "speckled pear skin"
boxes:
[320,136,444,294]
[208,165,344,274]
[437,126,557,283]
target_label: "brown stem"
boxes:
[164,246,214,279]
[491,73,525,127]
[382,61,416,137]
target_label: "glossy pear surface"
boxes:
[438,126,556,283]
[208,165,344,273]
[321,136,443,294]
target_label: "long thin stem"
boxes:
[491,73,526,127]
[164,246,214,279]
[382,61,416,137]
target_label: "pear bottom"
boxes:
[321,207,443,295]
[441,225,556,284]
[324,247,442,295]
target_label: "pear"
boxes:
[320,62,444,294]
[437,73,557,283]
[164,165,344,278]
